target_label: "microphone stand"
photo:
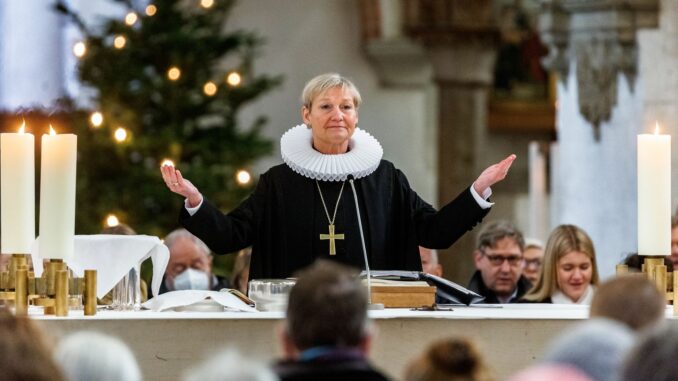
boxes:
[348,176,384,310]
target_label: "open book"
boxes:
[360,270,485,305]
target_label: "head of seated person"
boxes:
[470,220,528,303]
[590,275,665,331]
[0,307,65,381]
[404,337,492,381]
[543,318,634,381]
[522,224,599,304]
[522,238,544,285]
[275,260,389,381]
[101,223,136,235]
[163,228,221,292]
[621,323,678,381]
[54,331,141,381]
[621,252,673,273]
[183,348,278,381]
[419,246,443,277]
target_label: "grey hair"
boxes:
[164,228,211,256]
[544,318,635,381]
[301,73,362,108]
[476,220,525,252]
[54,331,141,381]
[183,348,278,381]
[524,238,544,250]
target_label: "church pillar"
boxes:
[539,0,659,277]
[403,0,499,283]
[0,0,65,109]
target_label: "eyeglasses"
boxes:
[481,251,523,267]
[524,258,542,268]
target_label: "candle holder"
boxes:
[618,256,677,315]
[33,259,97,317]
[0,256,98,316]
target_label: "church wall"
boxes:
[227,0,438,204]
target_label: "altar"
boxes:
[30,304,634,381]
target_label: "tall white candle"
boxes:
[39,127,77,260]
[1,122,35,253]
[637,125,671,256]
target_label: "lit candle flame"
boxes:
[161,159,175,167]
[49,125,57,135]
[18,120,26,134]
[654,122,660,135]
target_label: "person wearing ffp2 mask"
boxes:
[160,228,229,293]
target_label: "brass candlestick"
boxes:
[84,270,97,316]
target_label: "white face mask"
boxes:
[172,268,211,291]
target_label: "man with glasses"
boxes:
[468,221,532,303]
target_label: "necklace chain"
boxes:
[315,180,346,225]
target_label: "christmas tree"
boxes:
[55,0,282,237]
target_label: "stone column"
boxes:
[0,0,65,109]
[404,0,499,283]
[539,0,659,277]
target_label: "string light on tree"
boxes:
[125,12,138,26]
[114,127,128,142]
[72,41,86,58]
[161,159,175,167]
[89,112,103,128]
[200,0,214,9]
[226,71,241,87]
[203,81,217,96]
[105,214,120,227]
[167,67,181,81]
[114,35,127,49]
[145,5,157,16]
[236,169,251,185]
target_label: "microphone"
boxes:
[347,175,384,310]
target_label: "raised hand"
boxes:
[160,164,203,207]
[473,154,517,196]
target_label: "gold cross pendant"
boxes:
[319,224,345,256]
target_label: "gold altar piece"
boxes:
[84,270,97,316]
[0,255,98,316]
[618,256,678,315]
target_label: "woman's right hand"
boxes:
[160,164,203,208]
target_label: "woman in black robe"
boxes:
[160,73,516,280]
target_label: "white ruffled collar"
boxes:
[280,124,383,182]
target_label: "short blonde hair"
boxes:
[523,224,599,302]
[301,73,362,108]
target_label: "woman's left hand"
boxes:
[473,154,517,196]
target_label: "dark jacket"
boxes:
[181,161,489,280]
[273,349,390,381]
[467,271,532,304]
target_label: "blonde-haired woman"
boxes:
[522,225,599,304]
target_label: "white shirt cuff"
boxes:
[185,198,203,216]
[470,184,494,209]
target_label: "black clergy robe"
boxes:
[180,160,490,280]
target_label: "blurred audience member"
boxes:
[404,337,493,381]
[419,247,443,277]
[0,307,64,381]
[506,364,593,381]
[55,331,141,381]
[231,248,252,294]
[543,318,634,381]
[101,223,136,236]
[183,348,278,381]
[670,214,678,267]
[522,225,598,304]
[621,323,678,381]
[522,238,544,284]
[468,221,531,303]
[274,260,389,381]
[161,228,229,293]
[590,275,665,331]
